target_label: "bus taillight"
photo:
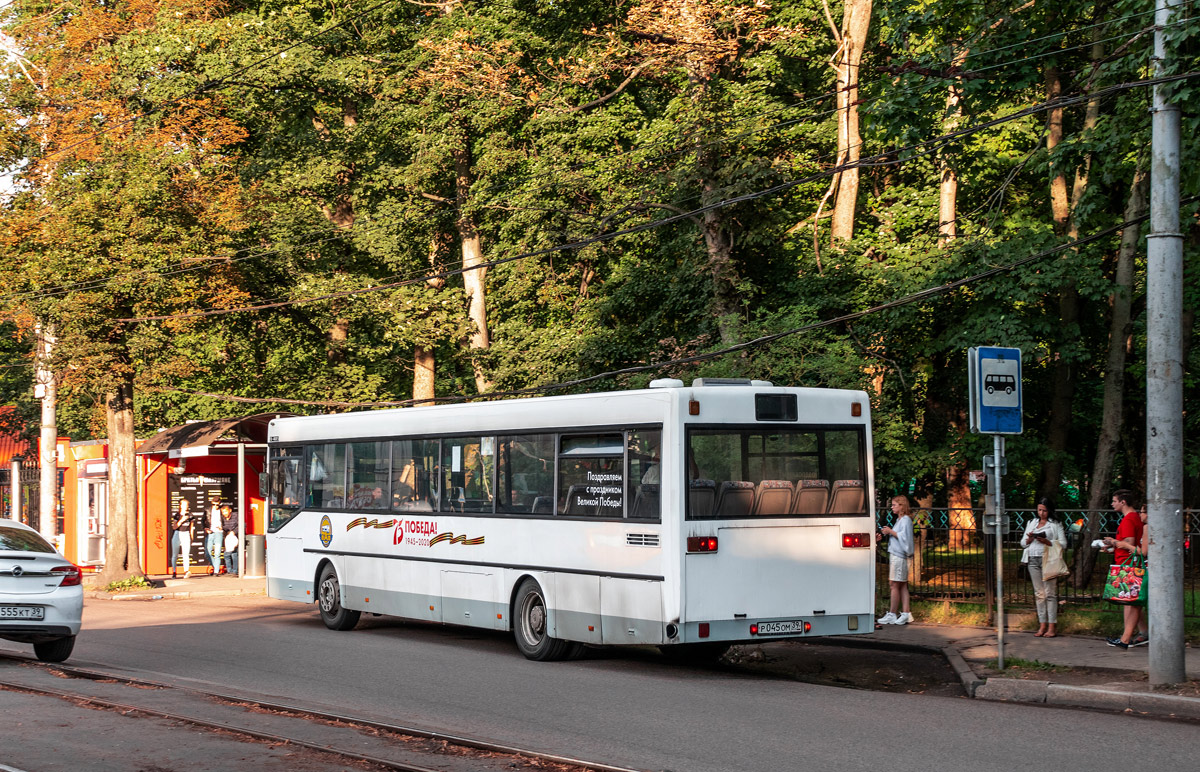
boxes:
[842,533,870,548]
[687,536,718,553]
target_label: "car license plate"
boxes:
[758,620,804,635]
[0,606,44,620]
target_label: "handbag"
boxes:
[1102,554,1147,607]
[1042,541,1069,580]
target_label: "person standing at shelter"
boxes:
[169,498,193,579]
[205,499,223,575]
[1021,497,1067,638]
[877,495,915,625]
[220,504,239,576]
[1103,489,1148,648]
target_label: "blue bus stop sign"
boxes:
[968,347,1023,434]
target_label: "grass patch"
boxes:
[893,599,1200,644]
[104,575,151,593]
[985,657,1070,673]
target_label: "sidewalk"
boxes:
[85,571,267,601]
[866,620,1200,719]
[83,576,1200,719]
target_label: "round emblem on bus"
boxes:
[319,515,333,547]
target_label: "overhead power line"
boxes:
[154,194,1188,410]
[112,70,1200,324]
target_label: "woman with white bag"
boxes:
[1021,497,1068,638]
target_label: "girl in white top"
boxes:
[1021,497,1068,637]
[876,495,915,625]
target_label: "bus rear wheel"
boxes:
[318,564,360,631]
[513,579,574,661]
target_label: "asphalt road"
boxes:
[3,595,1194,772]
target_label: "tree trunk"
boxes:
[937,50,968,247]
[414,346,435,405]
[36,323,57,543]
[453,138,492,394]
[96,376,141,584]
[701,182,741,346]
[1038,64,1082,499]
[830,0,872,243]
[1074,165,1148,585]
[947,463,975,548]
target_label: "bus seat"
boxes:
[714,481,755,517]
[531,496,553,514]
[826,479,865,515]
[564,484,598,516]
[631,484,660,519]
[752,480,794,515]
[689,479,716,518]
[791,479,830,515]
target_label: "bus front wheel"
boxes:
[317,564,360,631]
[513,579,574,661]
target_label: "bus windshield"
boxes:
[687,426,866,519]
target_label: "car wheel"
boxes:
[33,635,75,663]
[317,564,360,631]
[513,579,573,661]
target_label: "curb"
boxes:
[968,671,1200,720]
[85,586,266,602]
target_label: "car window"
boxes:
[0,524,56,553]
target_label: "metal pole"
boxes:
[10,458,20,522]
[1146,0,1185,685]
[994,434,1005,670]
[238,442,246,578]
[37,324,58,543]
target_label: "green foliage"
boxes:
[0,0,1197,510]
[103,575,152,593]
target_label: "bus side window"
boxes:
[306,443,346,509]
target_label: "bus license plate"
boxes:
[758,620,803,635]
[0,606,44,620]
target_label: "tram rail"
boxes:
[0,652,640,772]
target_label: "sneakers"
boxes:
[895,612,913,625]
[1131,633,1149,647]
[1105,636,1130,649]
[876,612,898,625]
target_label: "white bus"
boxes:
[264,378,877,661]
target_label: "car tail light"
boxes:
[842,533,870,548]
[51,564,83,587]
[687,536,718,553]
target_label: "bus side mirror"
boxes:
[259,472,269,499]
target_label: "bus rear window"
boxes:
[687,427,866,519]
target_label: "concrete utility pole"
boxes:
[1146,0,1185,686]
[36,323,57,544]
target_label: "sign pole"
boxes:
[994,434,1005,670]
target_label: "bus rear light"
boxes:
[842,533,870,548]
[851,402,862,417]
[750,623,758,635]
[687,536,718,553]
[698,623,710,638]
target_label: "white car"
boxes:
[0,518,83,662]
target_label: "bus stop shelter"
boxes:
[137,413,292,577]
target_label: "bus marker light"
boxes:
[698,623,710,638]
[842,533,870,548]
[687,536,718,553]
[689,399,700,415]
[497,614,503,620]
[851,402,862,417]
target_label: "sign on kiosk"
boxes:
[968,347,1023,435]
